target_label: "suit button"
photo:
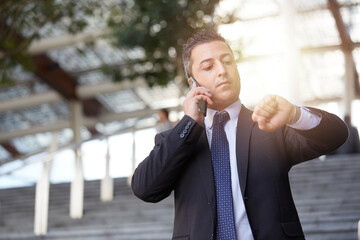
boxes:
[180,133,185,138]
[187,121,192,126]
[185,125,190,130]
[183,129,187,133]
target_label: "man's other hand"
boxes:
[252,95,299,132]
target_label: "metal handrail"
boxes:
[0,121,156,177]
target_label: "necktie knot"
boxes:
[213,111,230,127]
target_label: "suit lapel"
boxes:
[236,105,254,196]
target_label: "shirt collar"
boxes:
[205,99,242,129]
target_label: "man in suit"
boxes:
[131,29,348,240]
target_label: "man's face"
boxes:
[190,40,241,111]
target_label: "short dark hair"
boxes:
[182,28,227,78]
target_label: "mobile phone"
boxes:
[189,76,207,117]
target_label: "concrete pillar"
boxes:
[34,133,58,235]
[343,52,355,117]
[69,101,84,219]
[127,129,136,186]
[281,0,301,105]
[101,138,113,201]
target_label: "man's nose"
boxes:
[216,61,226,76]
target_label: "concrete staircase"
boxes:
[290,154,360,240]
[0,155,359,240]
[0,178,174,240]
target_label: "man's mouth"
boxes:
[216,80,230,87]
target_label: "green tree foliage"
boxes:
[105,0,220,86]
[0,0,104,85]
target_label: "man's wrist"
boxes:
[289,105,301,125]
[288,106,322,130]
[185,114,204,127]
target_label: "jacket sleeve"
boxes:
[131,115,204,203]
[284,107,349,167]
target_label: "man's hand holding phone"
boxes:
[189,77,208,117]
[183,79,212,126]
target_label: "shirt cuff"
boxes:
[288,106,322,130]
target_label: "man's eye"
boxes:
[204,65,213,71]
[223,59,233,65]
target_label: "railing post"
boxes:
[34,133,58,235]
[101,138,113,201]
[127,128,136,186]
[69,101,84,219]
[280,0,301,105]
[343,52,355,117]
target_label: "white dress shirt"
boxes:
[204,99,321,240]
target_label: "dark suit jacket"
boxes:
[132,106,348,240]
